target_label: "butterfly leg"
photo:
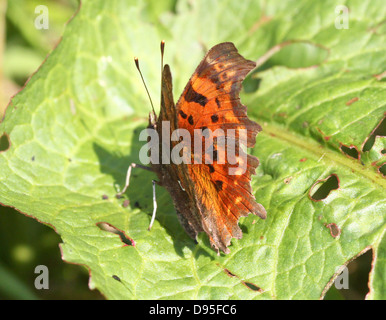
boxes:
[116,163,158,231]
[148,180,158,231]
[116,163,153,198]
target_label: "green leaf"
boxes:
[0,0,385,299]
[367,231,386,299]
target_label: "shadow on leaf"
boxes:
[92,122,212,259]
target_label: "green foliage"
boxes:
[0,0,385,299]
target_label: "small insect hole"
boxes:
[242,281,263,292]
[223,268,237,278]
[96,222,135,246]
[340,144,359,160]
[363,116,385,152]
[325,223,341,238]
[0,133,10,152]
[379,163,386,177]
[310,174,339,201]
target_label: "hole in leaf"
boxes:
[363,115,386,152]
[0,133,10,152]
[325,223,341,238]
[96,222,135,246]
[216,264,263,293]
[242,281,263,292]
[223,268,237,278]
[379,163,386,176]
[309,174,339,201]
[324,249,372,300]
[340,144,360,160]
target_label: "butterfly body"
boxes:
[148,42,266,254]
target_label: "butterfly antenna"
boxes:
[134,57,156,115]
[160,40,165,71]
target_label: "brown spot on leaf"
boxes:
[299,158,307,162]
[325,223,341,238]
[284,176,293,184]
[373,70,386,80]
[346,97,359,106]
[316,127,330,141]
[123,199,130,208]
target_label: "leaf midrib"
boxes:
[261,121,386,190]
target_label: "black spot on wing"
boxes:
[215,180,223,191]
[201,126,210,138]
[211,114,219,123]
[188,115,194,125]
[179,110,188,119]
[215,97,221,109]
[213,149,218,162]
[185,82,208,107]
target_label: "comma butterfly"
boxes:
[120,42,266,254]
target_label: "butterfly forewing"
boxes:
[172,42,266,253]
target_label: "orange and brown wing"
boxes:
[176,42,266,254]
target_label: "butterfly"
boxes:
[119,42,266,254]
